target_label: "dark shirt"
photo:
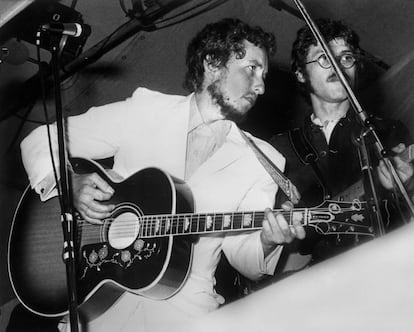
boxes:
[269,109,413,262]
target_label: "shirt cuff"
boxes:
[254,231,284,275]
[34,172,58,201]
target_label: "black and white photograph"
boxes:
[1,0,414,331]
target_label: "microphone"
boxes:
[41,23,83,37]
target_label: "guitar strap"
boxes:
[288,127,331,198]
[239,129,300,205]
[288,127,318,165]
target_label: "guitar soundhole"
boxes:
[107,204,142,250]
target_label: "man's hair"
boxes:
[291,18,361,76]
[184,18,276,92]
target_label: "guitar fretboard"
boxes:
[77,200,373,241]
[139,209,308,237]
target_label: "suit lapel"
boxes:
[156,94,192,180]
[187,123,247,183]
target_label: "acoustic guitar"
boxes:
[8,158,375,318]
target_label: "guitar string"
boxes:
[76,206,362,224]
[75,225,372,239]
[75,210,366,233]
[75,207,365,228]
[72,227,373,244]
[72,207,370,240]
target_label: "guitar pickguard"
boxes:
[80,239,161,279]
[76,236,173,301]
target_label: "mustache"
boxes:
[327,72,351,83]
[243,93,257,105]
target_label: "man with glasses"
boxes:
[305,52,357,70]
[267,18,414,273]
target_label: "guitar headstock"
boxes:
[307,200,375,237]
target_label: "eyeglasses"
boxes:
[306,53,357,69]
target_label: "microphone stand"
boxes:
[292,0,414,232]
[356,133,386,236]
[46,31,80,332]
[268,0,390,70]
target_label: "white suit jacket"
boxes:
[21,87,285,314]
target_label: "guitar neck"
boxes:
[139,209,305,237]
[139,204,367,237]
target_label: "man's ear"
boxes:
[204,55,220,77]
[295,70,306,83]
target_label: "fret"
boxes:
[154,216,161,235]
[241,212,253,229]
[176,215,185,235]
[144,217,152,237]
[155,216,162,236]
[172,215,178,235]
[223,214,232,230]
[152,217,158,236]
[210,214,216,231]
[252,211,262,228]
[145,216,150,236]
[157,216,167,235]
[182,215,190,233]
[232,213,243,230]
[205,214,213,231]
[140,216,146,237]
[198,215,206,233]
[189,215,197,233]
[145,216,152,237]
[165,216,171,235]
[213,214,223,231]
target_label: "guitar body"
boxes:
[8,158,195,318]
[8,158,378,318]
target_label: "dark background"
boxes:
[1,0,414,327]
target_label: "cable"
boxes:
[154,0,228,30]
[36,31,64,209]
[119,0,228,31]
[87,18,139,63]
[70,0,78,9]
